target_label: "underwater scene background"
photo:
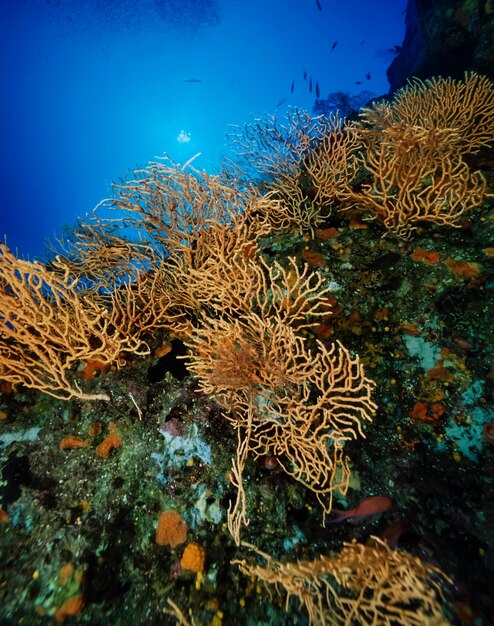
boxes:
[1,1,494,625]
[1,0,404,260]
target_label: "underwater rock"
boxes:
[1,453,32,506]
[388,0,494,92]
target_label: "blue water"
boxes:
[0,0,406,260]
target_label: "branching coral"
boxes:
[346,72,494,238]
[348,128,487,238]
[304,119,360,207]
[107,158,257,260]
[235,538,452,626]
[0,244,147,400]
[1,155,376,539]
[184,256,376,541]
[227,110,347,234]
[0,72,477,624]
[360,72,494,154]
[227,108,332,181]
[229,73,494,239]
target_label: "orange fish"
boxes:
[378,519,408,547]
[329,496,393,524]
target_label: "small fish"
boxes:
[315,81,320,98]
[359,39,365,45]
[291,80,294,93]
[484,422,494,445]
[182,77,203,83]
[355,80,362,85]
[328,496,393,524]
[376,47,400,62]
[378,519,408,547]
[275,97,287,108]
[309,78,313,93]
[365,71,371,80]
[451,335,475,351]
[303,70,307,80]
[316,0,322,10]
[331,40,338,52]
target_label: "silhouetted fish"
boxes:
[275,97,287,108]
[316,0,322,10]
[375,47,400,62]
[355,81,362,84]
[365,71,371,80]
[329,496,393,524]
[309,78,313,93]
[359,39,365,45]
[147,339,188,382]
[291,81,294,93]
[182,77,203,83]
[304,70,307,80]
[331,40,338,51]
[315,81,320,98]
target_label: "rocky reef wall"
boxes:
[387,0,494,92]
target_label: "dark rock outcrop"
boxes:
[387,0,494,93]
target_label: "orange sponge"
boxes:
[156,510,188,547]
[180,542,205,573]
